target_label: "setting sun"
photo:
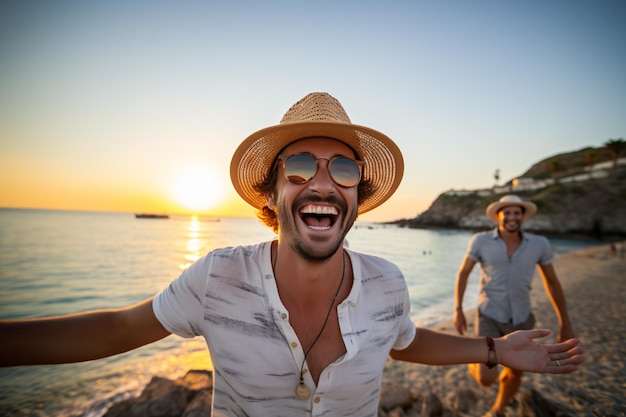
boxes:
[170,166,225,212]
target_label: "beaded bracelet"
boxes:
[485,337,497,369]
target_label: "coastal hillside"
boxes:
[393,141,626,238]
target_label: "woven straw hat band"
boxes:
[280,93,353,125]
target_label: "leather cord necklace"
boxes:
[273,246,346,400]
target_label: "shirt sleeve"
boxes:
[152,252,213,338]
[537,236,554,265]
[393,308,417,350]
[392,270,417,350]
[466,233,481,262]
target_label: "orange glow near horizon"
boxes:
[0,177,255,219]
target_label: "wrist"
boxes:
[455,306,463,311]
[485,337,498,369]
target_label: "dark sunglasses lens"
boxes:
[284,154,317,184]
[330,157,361,187]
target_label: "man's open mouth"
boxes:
[300,204,339,231]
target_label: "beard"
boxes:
[502,221,521,233]
[276,194,358,263]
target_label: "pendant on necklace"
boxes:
[295,382,310,400]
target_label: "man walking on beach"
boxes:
[454,194,575,417]
[2,94,583,416]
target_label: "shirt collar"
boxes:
[491,227,527,241]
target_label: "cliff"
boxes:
[393,145,626,238]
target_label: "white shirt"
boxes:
[153,241,416,417]
[467,229,554,325]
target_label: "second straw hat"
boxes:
[485,195,537,221]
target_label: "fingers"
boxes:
[453,316,466,336]
[545,337,583,354]
[545,362,580,373]
[545,354,585,373]
[525,328,552,340]
[545,338,585,373]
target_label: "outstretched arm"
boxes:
[538,263,575,341]
[390,327,584,374]
[453,255,476,335]
[0,297,170,367]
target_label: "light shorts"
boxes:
[475,310,536,338]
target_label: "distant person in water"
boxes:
[1,94,583,416]
[453,194,576,417]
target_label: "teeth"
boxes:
[309,225,331,231]
[300,205,338,215]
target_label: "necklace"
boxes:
[272,246,346,400]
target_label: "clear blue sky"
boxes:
[1,0,624,222]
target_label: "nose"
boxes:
[307,158,335,193]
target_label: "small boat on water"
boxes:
[135,213,169,219]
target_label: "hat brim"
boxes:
[230,120,404,215]
[486,201,537,222]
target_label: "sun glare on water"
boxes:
[171,166,225,212]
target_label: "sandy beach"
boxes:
[381,242,626,416]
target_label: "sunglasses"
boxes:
[276,153,364,188]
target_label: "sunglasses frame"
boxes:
[276,153,364,188]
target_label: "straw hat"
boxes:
[485,195,537,222]
[230,92,404,214]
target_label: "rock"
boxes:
[103,370,213,417]
[387,408,407,417]
[421,392,444,416]
[393,165,626,238]
[103,376,193,417]
[380,384,414,411]
[182,389,213,417]
[176,369,212,391]
[447,388,478,414]
[516,388,573,417]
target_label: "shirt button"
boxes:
[281,313,287,319]
[291,342,298,348]
[314,397,321,403]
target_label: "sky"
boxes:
[1,1,625,222]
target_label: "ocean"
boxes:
[0,208,600,416]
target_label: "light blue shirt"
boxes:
[466,228,554,325]
[154,241,416,417]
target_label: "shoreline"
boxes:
[386,221,626,242]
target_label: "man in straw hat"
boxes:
[1,95,583,416]
[453,194,576,417]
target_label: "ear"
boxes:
[265,193,276,210]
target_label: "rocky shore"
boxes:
[395,186,626,239]
[101,243,625,417]
[394,150,626,239]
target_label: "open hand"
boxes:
[454,310,467,335]
[499,329,584,374]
